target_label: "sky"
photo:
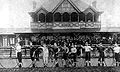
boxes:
[0,0,120,28]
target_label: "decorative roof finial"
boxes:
[32,0,36,10]
[92,1,97,8]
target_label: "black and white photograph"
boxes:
[0,0,120,72]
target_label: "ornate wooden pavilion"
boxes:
[15,0,120,44]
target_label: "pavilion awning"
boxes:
[100,27,120,32]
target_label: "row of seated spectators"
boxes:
[30,35,115,47]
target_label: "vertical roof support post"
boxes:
[53,13,55,22]
[93,13,94,22]
[69,13,71,22]
[84,13,87,27]
[61,13,63,22]
[44,14,46,23]
[78,13,79,22]
[85,13,87,22]
[15,34,20,43]
[52,13,54,28]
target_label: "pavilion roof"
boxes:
[33,0,99,13]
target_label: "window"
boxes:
[46,12,53,23]
[86,12,93,22]
[10,38,15,45]
[94,13,98,22]
[3,36,7,47]
[63,12,70,22]
[71,12,78,22]
[39,13,45,22]
[54,12,61,22]
[79,12,85,22]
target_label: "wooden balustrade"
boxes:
[30,22,101,29]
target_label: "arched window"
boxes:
[94,13,99,22]
[39,13,45,22]
[71,12,78,22]
[63,12,70,22]
[79,12,85,22]
[86,12,93,22]
[54,12,61,22]
[46,12,53,22]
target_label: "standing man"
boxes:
[81,42,93,66]
[30,41,38,67]
[52,42,60,67]
[62,44,69,67]
[16,42,22,68]
[39,43,49,67]
[113,43,120,66]
[96,42,106,66]
[69,44,77,67]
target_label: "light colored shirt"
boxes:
[84,46,93,52]
[16,45,22,57]
[16,45,22,53]
[39,47,49,57]
[114,46,120,53]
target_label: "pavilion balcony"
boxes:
[30,22,101,30]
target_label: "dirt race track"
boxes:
[0,58,119,72]
[0,58,116,68]
[0,67,119,72]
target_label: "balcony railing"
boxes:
[30,22,101,29]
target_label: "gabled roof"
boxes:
[35,6,48,13]
[83,6,98,13]
[33,0,100,13]
[52,0,81,13]
[71,0,89,12]
[51,0,64,12]
[33,0,60,12]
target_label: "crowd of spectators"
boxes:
[30,34,115,46]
